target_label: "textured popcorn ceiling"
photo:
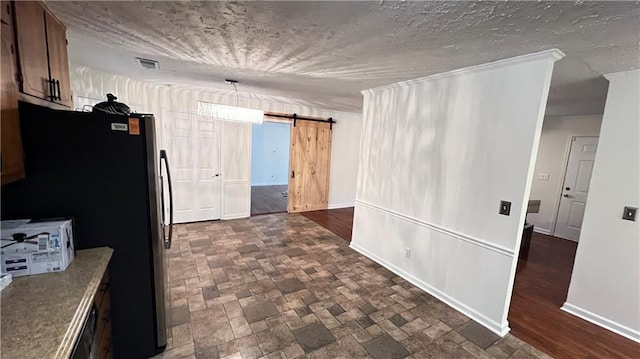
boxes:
[47,1,639,114]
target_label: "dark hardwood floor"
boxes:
[251,185,288,216]
[304,208,640,358]
[509,232,639,358]
[300,207,354,242]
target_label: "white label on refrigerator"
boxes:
[111,123,128,131]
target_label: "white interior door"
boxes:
[554,136,598,241]
[167,112,221,223]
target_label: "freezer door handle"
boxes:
[160,150,174,249]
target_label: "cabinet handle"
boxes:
[48,79,56,101]
[55,80,61,100]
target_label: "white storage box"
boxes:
[0,272,12,291]
[0,219,75,277]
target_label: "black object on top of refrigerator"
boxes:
[2,101,174,358]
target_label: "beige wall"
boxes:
[527,115,602,234]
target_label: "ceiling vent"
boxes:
[136,57,159,70]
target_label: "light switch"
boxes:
[537,173,550,181]
[622,207,637,221]
[499,201,511,216]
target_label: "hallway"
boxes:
[509,233,639,358]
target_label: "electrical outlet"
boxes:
[404,247,411,259]
[537,173,550,181]
[499,201,511,216]
[622,206,637,221]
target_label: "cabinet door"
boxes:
[45,10,72,107]
[1,21,25,184]
[0,1,11,25]
[14,1,50,101]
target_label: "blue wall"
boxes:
[251,122,290,186]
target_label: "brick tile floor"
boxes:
[153,214,551,359]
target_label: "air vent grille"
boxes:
[136,57,159,70]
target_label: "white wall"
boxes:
[527,115,602,234]
[563,70,640,343]
[251,122,290,186]
[222,121,252,219]
[69,66,362,216]
[328,114,362,209]
[351,50,562,335]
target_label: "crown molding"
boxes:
[362,48,565,95]
[604,69,640,80]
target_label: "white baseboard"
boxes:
[553,233,579,242]
[561,302,640,343]
[350,242,511,337]
[532,227,551,235]
[222,213,250,220]
[328,202,355,210]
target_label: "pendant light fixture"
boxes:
[197,79,264,124]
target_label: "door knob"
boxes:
[563,194,572,198]
[565,187,571,190]
[214,173,220,177]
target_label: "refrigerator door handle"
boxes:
[159,150,174,249]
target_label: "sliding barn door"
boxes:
[288,121,332,212]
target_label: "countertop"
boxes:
[1,247,113,359]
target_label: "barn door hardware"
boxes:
[264,112,336,130]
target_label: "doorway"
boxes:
[508,64,608,355]
[250,121,290,215]
[553,136,598,241]
[249,113,335,216]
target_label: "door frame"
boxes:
[249,112,334,215]
[550,135,599,238]
[214,118,224,221]
[248,117,293,216]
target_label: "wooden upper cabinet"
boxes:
[12,1,71,108]
[45,10,71,107]
[13,0,50,101]
[1,1,11,24]
[1,19,26,184]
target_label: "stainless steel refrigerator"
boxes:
[2,101,174,358]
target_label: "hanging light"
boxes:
[196,79,264,124]
[197,101,264,124]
